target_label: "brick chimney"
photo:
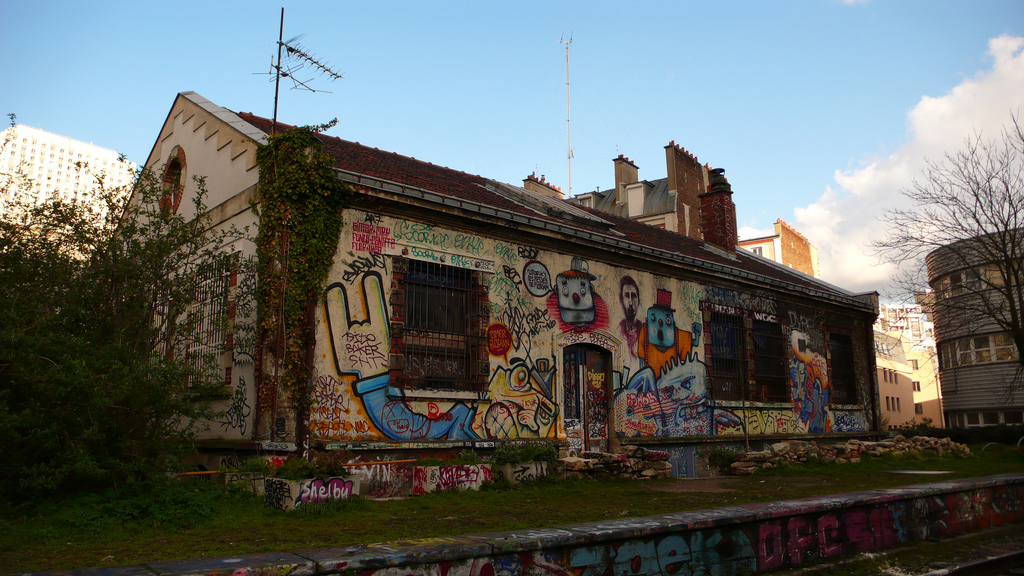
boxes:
[613,155,639,205]
[665,141,707,241]
[523,172,564,199]
[699,168,738,252]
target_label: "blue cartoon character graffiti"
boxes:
[615,289,710,437]
[546,257,608,332]
[638,289,702,376]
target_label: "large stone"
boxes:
[562,457,586,471]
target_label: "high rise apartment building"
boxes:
[1,124,136,216]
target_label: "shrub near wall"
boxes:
[492,442,558,484]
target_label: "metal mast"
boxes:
[561,34,573,197]
[263,7,343,135]
[272,7,284,135]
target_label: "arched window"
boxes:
[160,146,186,214]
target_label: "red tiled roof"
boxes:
[237,112,526,215]
[234,111,865,306]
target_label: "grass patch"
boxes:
[3,445,1023,572]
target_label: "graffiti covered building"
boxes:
[142,92,881,476]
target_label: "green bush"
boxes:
[492,441,558,464]
[308,449,354,477]
[415,450,483,467]
[0,161,246,501]
[273,457,320,481]
[230,458,273,474]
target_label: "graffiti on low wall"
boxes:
[348,480,1023,576]
[412,464,493,495]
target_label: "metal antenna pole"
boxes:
[561,34,573,197]
[272,7,284,135]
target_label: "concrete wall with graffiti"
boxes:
[309,208,873,449]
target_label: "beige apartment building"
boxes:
[875,303,943,427]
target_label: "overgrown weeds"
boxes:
[3,446,1023,573]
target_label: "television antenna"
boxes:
[257,8,344,134]
[560,34,574,197]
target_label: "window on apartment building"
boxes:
[708,312,746,401]
[828,333,858,404]
[751,246,763,256]
[915,403,923,415]
[400,259,485,392]
[939,332,1019,369]
[912,381,921,392]
[1005,412,1023,424]
[910,359,919,370]
[896,398,901,411]
[886,397,891,411]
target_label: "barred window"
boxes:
[401,260,483,391]
[752,320,789,402]
[827,333,858,404]
[708,312,745,401]
[185,253,238,387]
[708,312,790,403]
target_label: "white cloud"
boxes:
[794,35,1024,297]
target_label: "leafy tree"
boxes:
[872,114,1024,392]
[0,130,247,499]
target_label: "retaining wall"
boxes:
[15,473,1024,576]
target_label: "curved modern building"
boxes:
[926,230,1023,428]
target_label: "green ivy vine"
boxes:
[252,120,349,432]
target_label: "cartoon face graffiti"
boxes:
[555,257,597,326]
[637,289,701,379]
[646,305,677,349]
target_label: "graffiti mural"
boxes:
[482,358,558,439]
[618,276,642,359]
[716,408,800,436]
[412,464,493,495]
[321,270,479,442]
[615,288,709,437]
[344,480,1022,576]
[545,257,609,333]
[790,329,831,433]
[832,410,868,432]
[308,209,876,448]
[347,460,413,499]
[638,289,701,377]
[219,375,252,435]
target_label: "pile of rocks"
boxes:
[728,435,973,476]
[562,446,672,480]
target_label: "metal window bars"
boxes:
[402,260,478,391]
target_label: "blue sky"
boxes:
[3,0,1023,295]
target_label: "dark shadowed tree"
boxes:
[872,114,1024,395]
[0,125,248,499]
